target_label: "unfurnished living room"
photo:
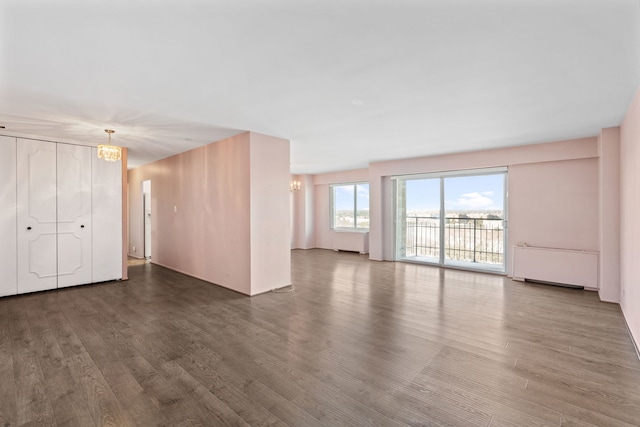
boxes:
[1,1,640,426]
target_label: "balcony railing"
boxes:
[403,216,504,265]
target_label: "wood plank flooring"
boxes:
[1,248,639,426]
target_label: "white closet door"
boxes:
[17,139,58,293]
[0,136,17,297]
[92,148,122,282]
[57,144,92,288]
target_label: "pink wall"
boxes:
[291,175,315,249]
[313,168,370,186]
[128,132,290,295]
[620,87,640,351]
[598,127,621,303]
[314,184,332,249]
[249,133,291,295]
[129,133,252,293]
[128,170,144,259]
[509,158,598,253]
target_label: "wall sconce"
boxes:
[290,180,301,192]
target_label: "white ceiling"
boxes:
[1,0,639,173]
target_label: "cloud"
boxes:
[448,191,496,210]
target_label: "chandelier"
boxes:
[98,129,122,162]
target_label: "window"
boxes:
[331,183,369,230]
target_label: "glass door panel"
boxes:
[443,174,505,272]
[396,178,441,264]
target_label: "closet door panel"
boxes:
[0,136,17,297]
[17,139,58,293]
[57,144,92,288]
[92,148,122,282]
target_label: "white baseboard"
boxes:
[622,306,640,361]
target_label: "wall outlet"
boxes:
[133,246,136,252]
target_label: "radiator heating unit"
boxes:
[512,245,598,290]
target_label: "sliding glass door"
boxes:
[395,168,507,273]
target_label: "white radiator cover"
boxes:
[512,246,599,290]
[333,231,369,254]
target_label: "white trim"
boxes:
[438,177,445,265]
[391,166,508,181]
[328,180,368,186]
[622,305,640,361]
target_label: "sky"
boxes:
[334,183,369,211]
[332,174,504,212]
[405,174,504,212]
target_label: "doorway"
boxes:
[142,180,152,260]
[394,168,507,273]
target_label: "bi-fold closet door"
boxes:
[56,143,93,288]
[16,139,58,293]
[16,139,93,293]
[0,136,122,297]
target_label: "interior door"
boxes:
[17,139,58,293]
[57,144,92,288]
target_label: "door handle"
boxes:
[27,226,32,230]
[81,225,85,228]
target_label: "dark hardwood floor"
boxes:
[1,249,639,426]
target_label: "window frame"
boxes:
[329,182,370,231]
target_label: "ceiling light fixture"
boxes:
[98,129,122,162]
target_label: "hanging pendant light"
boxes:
[98,129,122,162]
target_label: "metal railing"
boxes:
[403,216,504,264]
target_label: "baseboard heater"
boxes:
[332,231,369,254]
[512,246,599,290]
